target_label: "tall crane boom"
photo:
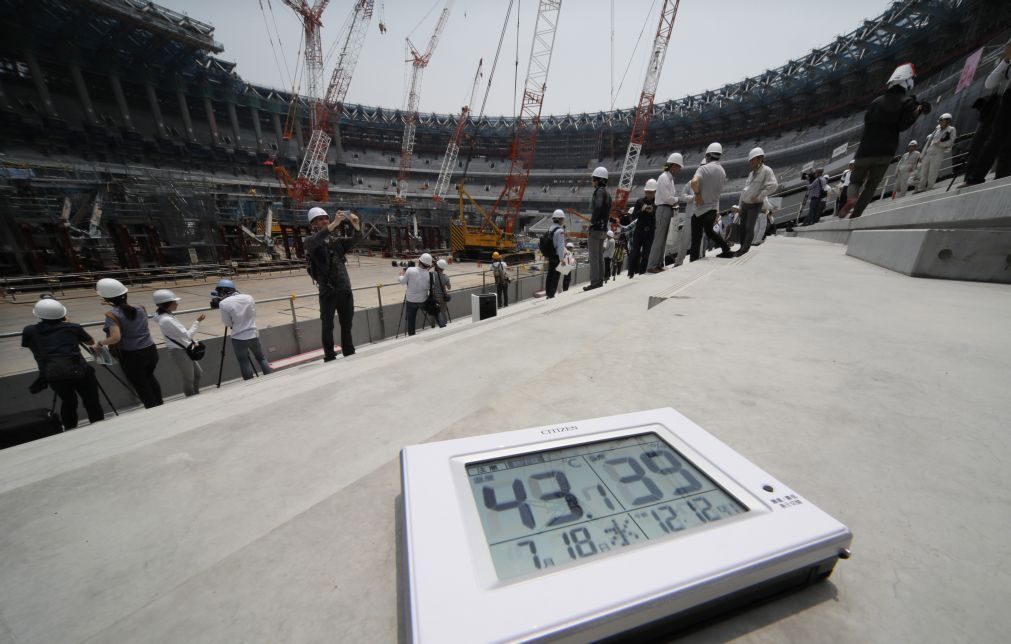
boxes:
[611,0,679,218]
[490,0,562,234]
[432,59,483,202]
[396,1,453,201]
[323,0,374,114]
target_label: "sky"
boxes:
[158,0,893,117]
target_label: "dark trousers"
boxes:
[690,211,730,261]
[627,225,653,276]
[849,156,891,218]
[50,367,104,429]
[804,198,823,225]
[405,300,426,335]
[738,203,761,255]
[604,257,612,281]
[836,185,849,212]
[612,253,624,278]
[119,344,162,408]
[562,272,572,291]
[496,282,508,308]
[966,92,1011,183]
[545,257,561,297]
[320,289,355,358]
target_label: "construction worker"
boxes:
[962,40,1011,186]
[916,113,956,192]
[399,252,434,336]
[21,297,105,429]
[433,259,452,327]
[491,251,510,308]
[602,231,615,283]
[95,278,163,408]
[544,209,566,299]
[153,289,205,397]
[627,179,657,277]
[737,147,778,256]
[213,279,275,380]
[894,141,920,197]
[584,166,611,291]
[647,152,684,273]
[305,206,363,361]
[689,143,734,261]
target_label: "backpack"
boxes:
[492,261,509,284]
[539,225,560,258]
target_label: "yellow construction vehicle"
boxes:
[450,184,531,261]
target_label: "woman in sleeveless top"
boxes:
[95,278,163,408]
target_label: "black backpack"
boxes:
[539,225,559,258]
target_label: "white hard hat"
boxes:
[665,152,683,167]
[552,209,565,221]
[33,298,67,320]
[566,242,574,249]
[705,142,723,157]
[730,204,740,211]
[887,63,916,91]
[940,113,952,121]
[307,206,328,224]
[436,259,448,270]
[606,230,614,238]
[152,289,180,305]
[908,140,918,146]
[96,278,128,299]
[419,253,433,267]
[644,178,658,192]
[748,147,765,161]
[592,166,608,180]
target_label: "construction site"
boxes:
[2,0,1011,642]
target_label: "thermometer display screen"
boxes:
[466,433,748,581]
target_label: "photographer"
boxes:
[399,253,434,336]
[21,297,105,429]
[305,207,363,361]
[839,63,926,219]
[627,179,658,278]
[213,279,274,380]
[153,289,204,397]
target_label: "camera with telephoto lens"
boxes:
[209,291,222,309]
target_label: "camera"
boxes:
[916,99,932,115]
[209,292,222,309]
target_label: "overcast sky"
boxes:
[159,0,892,117]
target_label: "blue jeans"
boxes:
[804,199,823,226]
[405,301,426,336]
[231,337,274,380]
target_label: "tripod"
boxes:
[79,343,121,416]
[216,328,260,387]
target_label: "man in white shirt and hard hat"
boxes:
[689,143,734,261]
[647,152,684,273]
[916,113,957,192]
[737,147,778,257]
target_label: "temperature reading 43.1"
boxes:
[468,433,748,581]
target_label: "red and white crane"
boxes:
[395,0,453,202]
[610,0,680,219]
[278,0,373,204]
[432,58,483,203]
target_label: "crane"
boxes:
[395,0,453,202]
[450,0,562,260]
[432,58,483,203]
[610,0,680,219]
[277,0,373,204]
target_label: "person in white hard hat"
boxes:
[689,143,734,260]
[736,147,778,256]
[433,258,452,326]
[602,230,615,282]
[399,252,435,336]
[840,62,926,218]
[21,297,105,429]
[153,289,205,397]
[893,141,921,198]
[544,209,567,298]
[962,40,1011,186]
[584,166,612,291]
[916,113,956,192]
[627,179,658,277]
[490,251,510,308]
[647,153,685,273]
[95,277,163,408]
[212,279,274,380]
[837,161,855,211]
[305,206,363,361]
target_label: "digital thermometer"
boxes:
[399,409,852,642]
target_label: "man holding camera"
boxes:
[305,207,362,361]
[214,279,274,380]
[839,63,926,219]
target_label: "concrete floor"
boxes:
[1,236,1009,643]
[0,256,515,377]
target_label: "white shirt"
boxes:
[156,312,200,350]
[399,266,432,303]
[218,293,259,340]
[656,170,677,206]
[897,150,921,170]
[841,169,852,187]
[740,164,778,205]
[603,237,615,258]
[692,161,726,215]
[984,58,1010,96]
[925,125,956,153]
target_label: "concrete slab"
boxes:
[848,229,1011,283]
[1,237,1010,643]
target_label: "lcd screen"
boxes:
[466,432,748,581]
